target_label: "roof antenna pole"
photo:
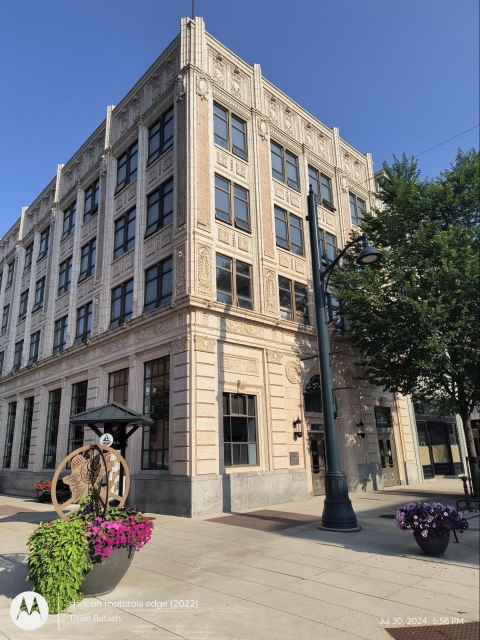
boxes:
[192,0,195,19]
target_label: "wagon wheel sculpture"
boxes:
[51,444,130,521]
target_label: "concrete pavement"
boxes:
[0,478,478,640]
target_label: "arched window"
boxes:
[304,375,322,413]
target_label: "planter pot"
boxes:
[414,532,450,556]
[36,489,51,503]
[81,546,135,597]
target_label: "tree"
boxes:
[332,150,480,495]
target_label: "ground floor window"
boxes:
[18,397,34,468]
[2,402,17,468]
[67,381,88,459]
[143,357,169,469]
[223,393,258,466]
[43,389,61,469]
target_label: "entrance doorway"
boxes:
[309,432,326,496]
[375,407,400,487]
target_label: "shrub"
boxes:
[27,518,91,613]
[395,501,469,538]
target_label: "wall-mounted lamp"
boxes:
[356,421,366,438]
[293,418,303,441]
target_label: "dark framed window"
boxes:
[144,258,173,312]
[108,368,129,406]
[18,289,29,322]
[304,375,322,413]
[78,239,96,282]
[2,402,17,468]
[214,175,250,232]
[216,254,253,310]
[28,330,41,365]
[349,193,365,227]
[318,229,337,263]
[148,106,174,165]
[53,315,68,354]
[0,271,2,292]
[113,209,136,260]
[0,351,4,376]
[67,381,87,456]
[274,206,304,255]
[271,141,299,190]
[109,279,133,328]
[58,257,72,295]
[223,393,258,467]
[308,166,335,210]
[32,277,45,313]
[18,397,34,469]
[43,389,61,469]
[326,293,344,333]
[6,261,14,290]
[1,305,10,334]
[13,339,24,371]
[38,227,50,261]
[278,277,309,324]
[145,179,173,238]
[61,202,76,242]
[142,357,169,470]
[24,243,34,273]
[75,302,92,343]
[213,103,247,159]
[84,179,100,221]
[116,142,138,192]
[375,406,392,429]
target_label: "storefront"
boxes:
[414,402,464,479]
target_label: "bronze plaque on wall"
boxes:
[289,452,299,465]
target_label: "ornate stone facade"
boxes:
[0,17,425,516]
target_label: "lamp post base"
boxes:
[319,471,361,532]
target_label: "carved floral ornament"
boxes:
[285,361,301,384]
[196,74,210,100]
[197,244,211,294]
[194,335,216,353]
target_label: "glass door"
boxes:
[427,422,452,475]
[309,433,325,496]
[416,421,434,478]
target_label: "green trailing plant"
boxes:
[27,518,91,614]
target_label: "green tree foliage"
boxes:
[332,150,480,494]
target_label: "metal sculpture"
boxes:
[51,444,130,520]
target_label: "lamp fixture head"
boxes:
[293,417,303,440]
[356,234,382,266]
[356,420,366,438]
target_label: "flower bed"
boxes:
[395,501,469,538]
[35,480,52,491]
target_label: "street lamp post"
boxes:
[307,186,381,531]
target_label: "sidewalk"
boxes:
[1,479,478,640]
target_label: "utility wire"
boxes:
[413,124,479,158]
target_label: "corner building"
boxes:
[0,18,423,515]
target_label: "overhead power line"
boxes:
[414,125,479,158]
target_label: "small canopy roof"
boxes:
[69,402,154,427]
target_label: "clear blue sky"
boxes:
[0,0,478,238]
